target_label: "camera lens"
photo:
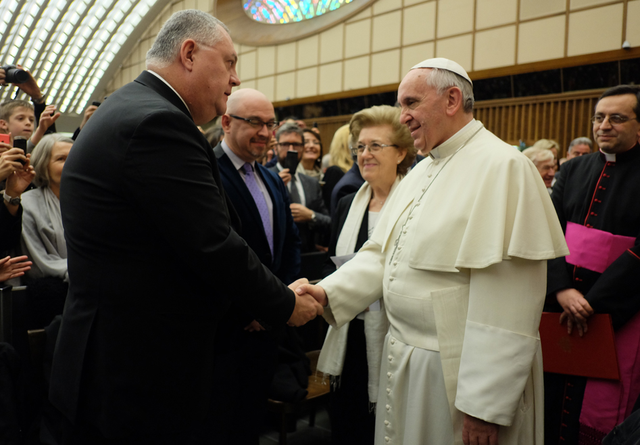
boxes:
[1,65,29,84]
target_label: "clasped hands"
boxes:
[556,288,594,336]
[286,280,328,327]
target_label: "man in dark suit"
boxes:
[269,123,331,253]
[49,10,321,444]
[211,88,301,444]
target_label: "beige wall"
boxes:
[105,0,637,102]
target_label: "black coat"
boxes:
[49,71,295,437]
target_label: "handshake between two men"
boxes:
[286,279,329,327]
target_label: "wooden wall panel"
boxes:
[303,89,605,157]
[474,89,603,154]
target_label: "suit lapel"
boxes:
[214,144,267,238]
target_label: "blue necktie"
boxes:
[242,163,273,256]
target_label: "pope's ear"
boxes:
[445,87,464,117]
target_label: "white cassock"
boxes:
[320,119,569,445]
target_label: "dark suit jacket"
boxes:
[49,71,295,438]
[214,144,300,285]
[269,165,330,252]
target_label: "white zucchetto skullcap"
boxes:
[410,58,473,85]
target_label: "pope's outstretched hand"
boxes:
[287,278,324,326]
[294,283,328,308]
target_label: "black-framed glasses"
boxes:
[277,142,304,149]
[229,114,278,130]
[591,114,638,125]
[350,142,397,156]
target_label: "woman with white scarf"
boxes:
[21,134,72,283]
[318,105,416,445]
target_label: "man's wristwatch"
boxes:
[3,191,20,206]
[310,211,317,222]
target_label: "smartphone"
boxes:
[0,133,10,145]
[284,150,299,175]
[92,101,102,107]
[13,136,27,164]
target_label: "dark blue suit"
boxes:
[212,143,301,444]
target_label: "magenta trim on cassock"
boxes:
[565,222,634,273]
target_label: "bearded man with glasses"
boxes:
[545,85,640,444]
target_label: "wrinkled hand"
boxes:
[31,104,61,146]
[557,288,593,336]
[287,278,323,326]
[278,168,292,185]
[463,414,499,445]
[244,320,265,332]
[79,105,98,129]
[290,203,314,222]
[0,255,32,282]
[295,283,328,307]
[0,148,28,182]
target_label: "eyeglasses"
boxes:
[229,114,278,130]
[591,114,638,125]
[350,142,397,156]
[277,142,304,149]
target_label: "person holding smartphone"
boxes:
[269,123,331,253]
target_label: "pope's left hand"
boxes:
[462,414,499,445]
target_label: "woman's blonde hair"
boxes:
[349,105,417,176]
[328,124,353,173]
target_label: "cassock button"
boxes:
[385,437,390,443]
[385,420,390,426]
[393,261,398,266]
[387,388,392,394]
[390,338,396,345]
[386,404,391,411]
[389,276,395,281]
[388,355,393,362]
[387,372,392,378]
[434,160,439,165]
[427,174,432,178]
[415,202,420,206]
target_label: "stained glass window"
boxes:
[244,0,354,24]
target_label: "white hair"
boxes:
[522,147,555,167]
[146,10,229,68]
[426,68,475,113]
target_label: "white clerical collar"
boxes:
[600,149,616,163]
[221,140,255,171]
[146,70,192,115]
[429,119,480,160]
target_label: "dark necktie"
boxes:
[289,174,301,204]
[242,163,273,256]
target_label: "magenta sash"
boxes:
[565,222,635,273]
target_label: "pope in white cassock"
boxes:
[297,58,569,445]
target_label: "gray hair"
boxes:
[426,68,475,113]
[31,134,74,188]
[146,10,230,68]
[522,147,555,167]
[276,123,304,143]
[568,137,593,153]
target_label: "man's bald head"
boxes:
[222,88,276,163]
[226,88,272,116]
